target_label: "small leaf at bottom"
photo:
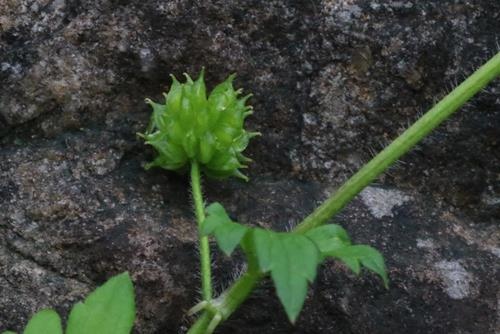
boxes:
[24,309,62,334]
[66,272,135,334]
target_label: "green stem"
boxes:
[214,270,263,320]
[295,51,500,233]
[191,161,213,301]
[187,312,213,334]
[187,270,263,334]
[186,52,500,333]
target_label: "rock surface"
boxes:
[1,1,499,333]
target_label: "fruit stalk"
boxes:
[191,161,213,301]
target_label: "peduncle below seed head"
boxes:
[140,69,256,180]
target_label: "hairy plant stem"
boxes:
[296,52,500,233]
[187,52,500,333]
[191,161,213,301]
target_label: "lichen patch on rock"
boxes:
[360,186,411,219]
[434,260,476,300]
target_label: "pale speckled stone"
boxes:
[434,260,475,300]
[360,186,411,219]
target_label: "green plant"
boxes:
[140,52,500,334]
[140,70,388,329]
[139,70,259,301]
[6,52,497,334]
[1,272,135,334]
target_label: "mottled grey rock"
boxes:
[1,1,499,333]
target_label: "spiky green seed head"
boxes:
[140,70,258,180]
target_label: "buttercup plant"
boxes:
[141,70,388,329]
[140,53,500,334]
[139,69,260,302]
[4,53,497,334]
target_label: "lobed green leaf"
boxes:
[202,201,388,323]
[202,202,233,235]
[250,229,320,322]
[305,224,351,254]
[327,245,389,288]
[202,202,248,256]
[214,222,249,256]
[251,228,274,271]
[268,233,319,322]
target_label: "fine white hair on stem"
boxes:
[284,219,296,232]
[231,262,247,282]
[406,117,413,129]
[415,106,425,119]
[214,262,247,296]
[396,158,408,166]
[367,145,378,159]
[335,211,348,222]
[384,168,395,178]
[189,188,196,213]
[376,138,389,151]
[413,143,423,152]
[195,286,203,298]
[345,166,354,175]
[387,158,405,171]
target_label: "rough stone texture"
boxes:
[1,1,499,333]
